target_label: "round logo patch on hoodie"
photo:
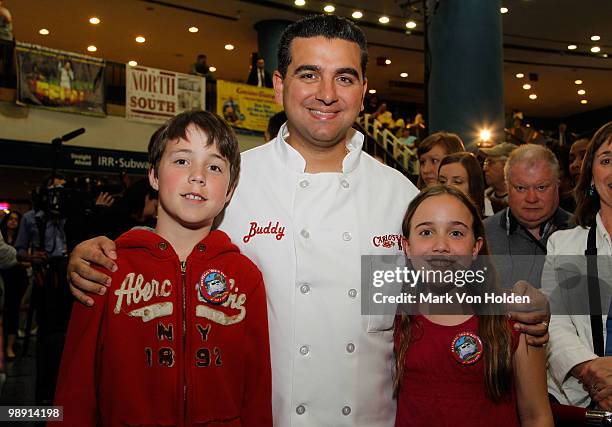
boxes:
[197,269,229,305]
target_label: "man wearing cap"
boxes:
[484,144,573,288]
[481,142,517,214]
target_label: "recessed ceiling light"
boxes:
[603,53,609,58]
[39,28,50,35]
[400,72,408,78]
[578,89,586,95]
[591,35,601,41]
[294,0,305,5]
[406,20,417,29]
[89,17,101,25]
[522,83,531,90]
[379,16,390,24]
[529,94,537,100]
[591,46,601,53]
[87,45,97,52]
[500,7,509,14]
[515,73,524,78]
[189,26,199,33]
[209,66,217,72]
[323,4,335,13]
[369,89,376,94]
[385,59,392,65]
[574,79,583,85]
[128,60,138,67]
[581,99,588,104]
[135,36,146,43]
[567,44,577,50]
[352,11,363,19]
[224,44,234,50]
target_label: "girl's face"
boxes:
[593,139,612,210]
[419,144,448,187]
[438,162,470,196]
[7,213,19,230]
[403,194,483,258]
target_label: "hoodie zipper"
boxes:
[181,260,187,425]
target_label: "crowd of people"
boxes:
[0,12,610,427]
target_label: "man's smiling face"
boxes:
[273,36,367,149]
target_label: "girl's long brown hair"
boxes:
[393,185,513,403]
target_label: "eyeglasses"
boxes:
[483,157,506,166]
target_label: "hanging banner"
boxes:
[15,42,106,116]
[216,80,282,132]
[126,65,206,124]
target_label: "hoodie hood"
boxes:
[115,228,239,261]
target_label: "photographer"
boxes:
[14,172,72,405]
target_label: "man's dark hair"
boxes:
[267,111,288,140]
[197,54,207,61]
[148,110,241,192]
[277,14,368,79]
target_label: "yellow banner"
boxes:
[216,80,282,132]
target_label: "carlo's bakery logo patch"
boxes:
[195,269,247,326]
[372,234,403,250]
[243,221,286,243]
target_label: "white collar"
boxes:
[596,212,612,253]
[273,122,364,174]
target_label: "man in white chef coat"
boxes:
[66,14,550,426]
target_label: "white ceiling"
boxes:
[6,0,612,118]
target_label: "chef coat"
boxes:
[219,124,418,426]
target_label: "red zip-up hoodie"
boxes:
[55,229,272,427]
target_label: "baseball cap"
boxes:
[479,142,518,158]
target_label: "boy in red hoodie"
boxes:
[54,110,272,426]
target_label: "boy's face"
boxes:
[149,124,233,232]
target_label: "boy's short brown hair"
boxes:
[148,110,241,192]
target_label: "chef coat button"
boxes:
[158,242,168,250]
[346,343,355,353]
[299,345,310,356]
[342,232,352,241]
[299,179,310,188]
[342,406,352,416]
[296,405,306,415]
[196,243,206,252]
[341,179,350,189]
[301,229,310,239]
[348,288,357,298]
[300,284,310,294]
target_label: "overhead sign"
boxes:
[126,65,206,124]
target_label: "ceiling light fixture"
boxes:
[591,46,601,53]
[578,89,586,95]
[400,72,408,78]
[591,35,601,41]
[294,0,305,5]
[522,83,531,90]
[128,60,138,67]
[500,7,509,14]
[369,89,376,94]
[406,20,417,29]
[574,79,583,85]
[567,44,577,50]
[188,26,199,33]
[515,73,524,78]
[39,28,50,35]
[87,45,97,52]
[323,4,335,13]
[352,11,363,19]
[89,17,101,25]
[580,99,588,104]
[209,66,217,72]
[135,36,146,43]
[379,16,390,24]
[529,94,537,100]
[224,44,235,50]
[385,59,392,65]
